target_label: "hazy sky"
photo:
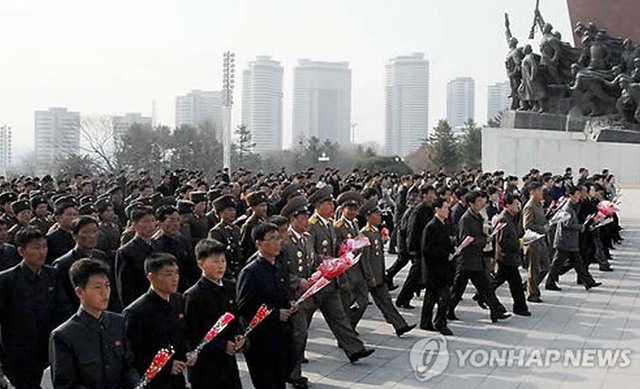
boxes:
[0,0,572,158]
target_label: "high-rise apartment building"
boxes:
[34,107,80,175]
[446,77,475,129]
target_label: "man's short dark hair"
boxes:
[432,197,447,211]
[69,258,110,288]
[144,252,178,274]
[268,215,288,228]
[71,216,99,235]
[155,205,178,222]
[252,222,279,242]
[15,226,46,248]
[54,203,76,216]
[566,185,581,196]
[504,193,519,206]
[527,181,543,193]
[131,206,155,223]
[195,238,226,261]
[466,190,484,205]
[419,185,435,196]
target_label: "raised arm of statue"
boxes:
[505,13,514,43]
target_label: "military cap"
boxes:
[280,196,310,219]
[17,193,29,201]
[80,195,96,205]
[212,195,236,213]
[125,201,144,220]
[42,174,54,183]
[78,203,96,216]
[359,199,381,217]
[0,192,18,205]
[30,196,48,209]
[207,189,223,202]
[336,191,364,208]
[28,190,44,199]
[308,186,333,205]
[148,193,162,206]
[11,200,31,215]
[107,185,122,195]
[176,200,195,215]
[190,191,207,205]
[246,190,268,207]
[54,195,79,208]
[153,195,175,210]
[281,183,303,201]
[95,198,113,214]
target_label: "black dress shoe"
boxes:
[301,357,309,364]
[437,326,453,336]
[287,377,309,389]
[396,323,416,337]
[527,296,543,303]
[599,267,614,272]
[491,312,511,323]
[577,278,584,285]
[446,311,460,321]
[545,283,562,291]
[585,282,602,291]
[349,348,375,363]
[387,282,399,291]
[513,310,532,316]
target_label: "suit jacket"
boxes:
[334,217,366,285]
[0,243,20,272]
[421,217,455,287]
[553,201,584,252]
[115,237,155,308]
[0,262,72,379]
[281,229,317,296]
[151,233,199,292]
[46,229,76,265]
[359,224,386,286]
[407,202,433,257]
[496,210,524,267]
[239,214,265,260]
[53,247,122,312]
[208,222,244,279]
[124,290,187,389]
[458,209,488,272]
[308,214,337,258]
[49,309,139,389]
[183,278,242,389]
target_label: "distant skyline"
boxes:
[0,0,572,159]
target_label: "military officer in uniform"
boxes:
[333,191,366,319]
[187,191,211,248]
[177,200,195,243]
[28,196,53,235]
[7,200,32,245]
[240,190,269,259]
[205,190,222,227]
[280,197,316,388]
[49,259,139,389]
[96,198,122,261]
[0,192,18,230]
[0,219,20,272]
[306,186,375,363]
[357,199,415,337]
[208,195,244,279]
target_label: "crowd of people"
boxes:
[0,165,623,389]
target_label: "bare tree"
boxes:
[80,115,120,174]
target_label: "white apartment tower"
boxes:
[0,125,11,176]
[487,81,511,122]
[241,56,284,153]
[292,59,352,145]
[385,53,430,157]
[446,77,475,129]
[175,90,223,137]
[34,107,80,175]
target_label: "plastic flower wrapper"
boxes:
[590,217,614,231]
[488,222,507,239]
[338,235,371,257]
[293,277,331,307]
[452,236,474,258]
[189,312,235,358]
[548,210,571,226]
[135,346,175,389]
[244,304,272,337]
[597,201,619,217]
[308,253,362,285]
[522,229,546,246]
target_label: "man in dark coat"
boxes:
[115,206,156,307]
[49,259,139,389]
[46,199,79,265]
[209,195,244,280]
[184,239,243,389]
[0,227,72,389]
[124,253,193,389]
[237,223,295,389]
[450,191,510,323]
[0,219,20,272]
[186,191,212,248]
[420,198,455,335]
[239,190,269,259]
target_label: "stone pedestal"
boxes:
[500,111,586,132]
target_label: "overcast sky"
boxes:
[0,0,571,158]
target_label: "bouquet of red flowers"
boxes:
[189,312,235,357]
[597,201,619,217]
[244,304,272,336]
[135,346,175,389]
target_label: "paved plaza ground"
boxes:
[236,189,640,389]
[37,190,640,389]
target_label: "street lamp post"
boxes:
[222,51,235,170]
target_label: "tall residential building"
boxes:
[446,77,475,129]
[385,53,430,157]
[292,59,352,145]
[241,56,284,153]
[0,125,12,176]
[34,107,80,175]
[487,81,511,122]
[175,89,223,136]
[112,112,153,136]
